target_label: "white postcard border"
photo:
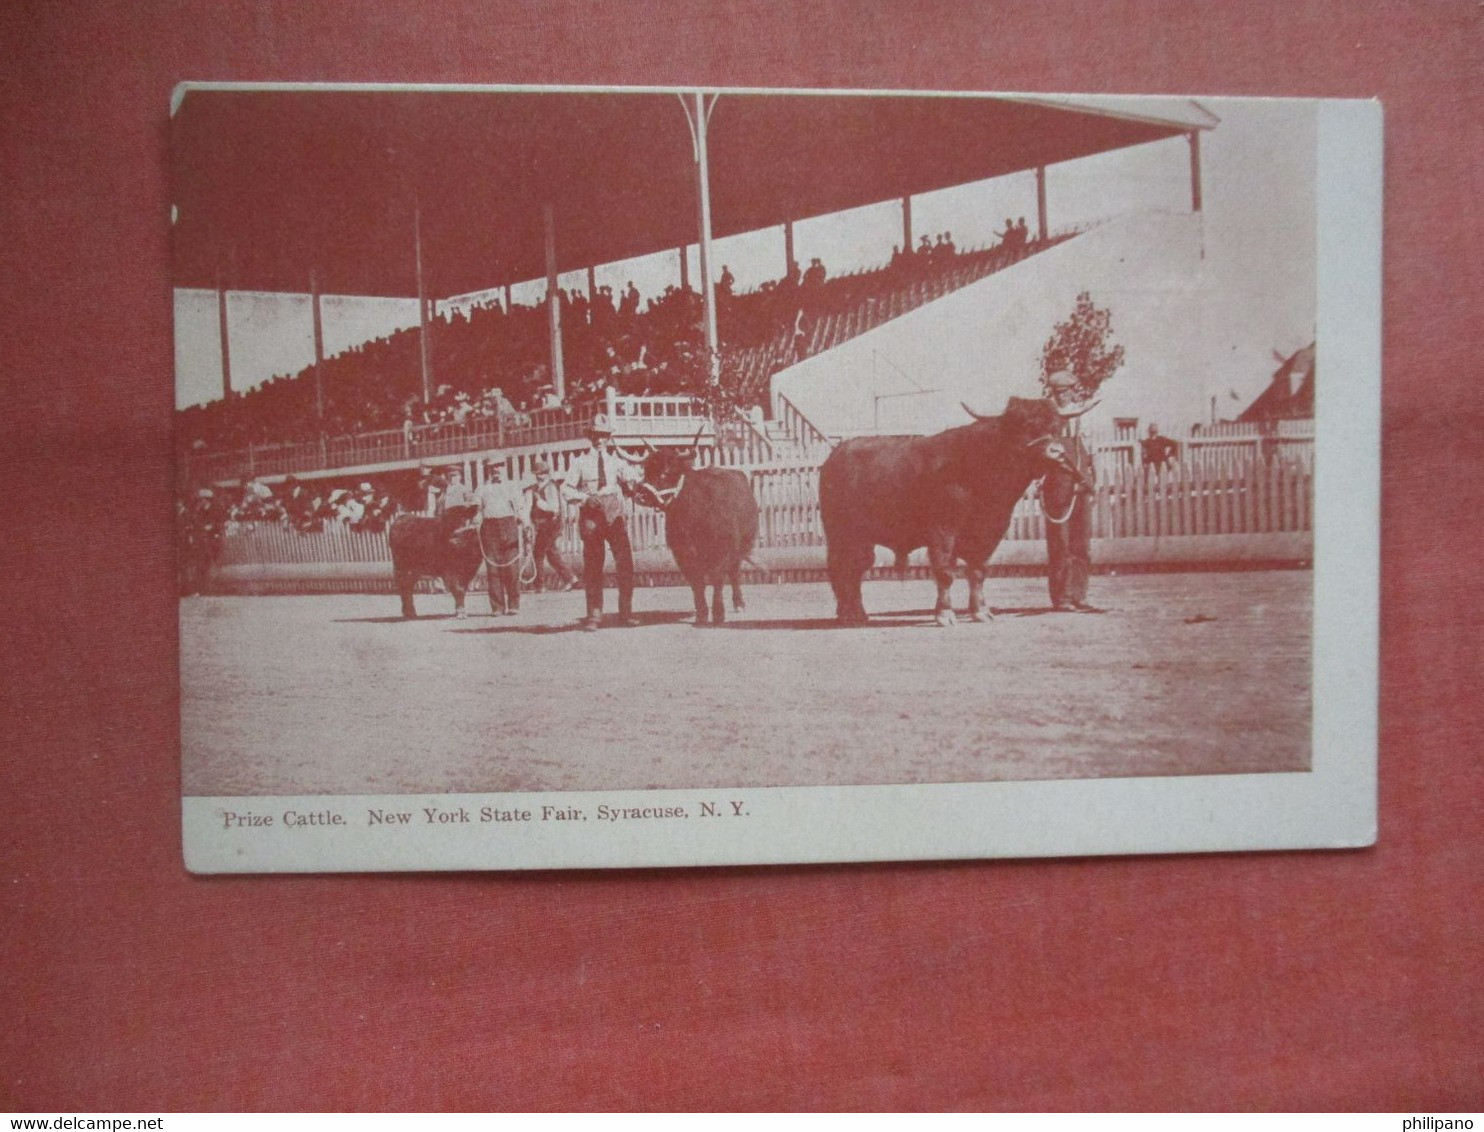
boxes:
[181,95,1380,874]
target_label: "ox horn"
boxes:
[641,438,659,455]
[961,401,995,422]
[692,424,707,448]
[610,443,646,464]
[1055,397,1101,419]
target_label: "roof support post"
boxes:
[215,270,232,401]
[543,202,566,401]
[414,203,432,403]
[1187,130,1203,212]
[678,245,690,291]
[310,269,325,421]
[681,92,720,373]
[587,264,598,316]
[1035,166,1048,242]
[901,196,912,257]
[784,220,795,277]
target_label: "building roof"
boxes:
[171,85,1213,299]
[1240,343,1316,422]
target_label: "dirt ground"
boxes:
[180,571,1312,796]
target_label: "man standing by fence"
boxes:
[563,414,641,631]
[1043,370,1097,613]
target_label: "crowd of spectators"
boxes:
[179,221,1052,460]
[182,475,401,537]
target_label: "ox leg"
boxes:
[928,537,957,627]
[730,563,745,613]
[690,578,709,625]
[828,540,872,624]
[448,576,468,620]
[965,562,994,623]
[711,574,726,624]
[395,571,417,620]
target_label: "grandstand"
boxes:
[173,85,1312,593]
[178,226,1079,486]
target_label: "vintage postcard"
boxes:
[174,85,1379,872]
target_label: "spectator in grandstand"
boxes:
[1015,217,1031,247]
[791,308,808,360]
[717,265,735,300]
[475,461,529,615]
[526,456,577,592]
[620,281,641,321]
[995,218,1020,254]
[1140,423,1180,469]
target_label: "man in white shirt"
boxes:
[437,464,477,517]
[562,414,642,630]
[474,460,529,615]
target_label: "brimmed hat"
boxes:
[1046,369,1078,390]
[588,413,614,436]
[483,459,505,474]
[532,457,552,474]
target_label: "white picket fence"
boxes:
[220,455,1311,569]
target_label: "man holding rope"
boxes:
[475,459,530,616]
[526,457,577,592]
[1043,369,1097,613]
[563,414,642,631]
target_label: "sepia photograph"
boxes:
[173,85,1379,871]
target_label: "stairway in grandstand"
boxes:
[730,231,1081,453]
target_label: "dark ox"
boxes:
[634,442,760,625]
[819,396,1090,626]
[387,505,483,619]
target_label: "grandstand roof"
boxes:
[172,85,1215,299]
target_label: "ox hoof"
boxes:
[971,609,995,623]
[935,610,957,628]
[455,610,468,620]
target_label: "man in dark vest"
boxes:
[562,414,641,631]
[1043,370,1097,612]
[526,457,576,592]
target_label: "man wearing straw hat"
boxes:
[562,414,642,631]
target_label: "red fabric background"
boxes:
[2,0,1479,1112]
